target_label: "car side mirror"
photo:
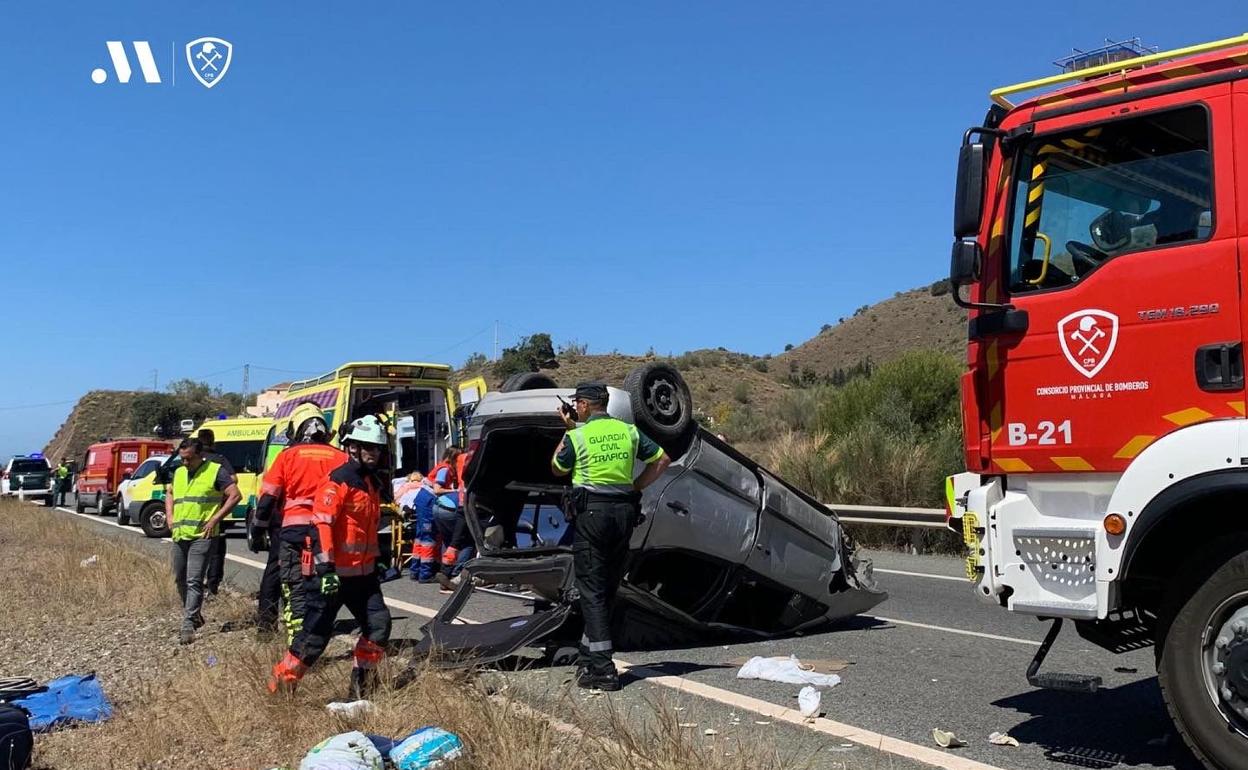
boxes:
[122,471,132,481]
[953,142,986,239]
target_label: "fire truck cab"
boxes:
[947,34,1248,769]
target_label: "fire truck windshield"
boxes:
[1005,106,1212,292]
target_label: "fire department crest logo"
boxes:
[1058,309,1118,379]
[185,37,232,88]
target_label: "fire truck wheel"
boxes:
[94,492,104,515]
[1158,536,1248,770]
[74,494,85,514]
[139,501,170,539]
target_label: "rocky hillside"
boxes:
[776,283,965,380]
[44,390,144,465]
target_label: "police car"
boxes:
[2,454,54,507]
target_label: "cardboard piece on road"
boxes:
[727,655,849,674]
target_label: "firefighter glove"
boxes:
[319,572,340,596]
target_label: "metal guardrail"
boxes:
[826,503,948,529]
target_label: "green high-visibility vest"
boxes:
[55,466,69,480]
[567,417,641,495]
[171,460,224,542]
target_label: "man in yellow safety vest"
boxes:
[167,437,240,644]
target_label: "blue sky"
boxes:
[0,2,1238,456]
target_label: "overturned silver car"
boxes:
[415,364,886,664]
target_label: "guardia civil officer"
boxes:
[551,382,670,691]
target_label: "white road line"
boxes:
[47,502,1017,770]
[876,567,967,583]
[871,615,1041,647]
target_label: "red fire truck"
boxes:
[947,33,1248,769]
[75,438,172,516]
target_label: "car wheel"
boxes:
[500,372,559,392]
[74,494,85,513]
[43,495,53,508]
[1158,535,1248,770]
[623,363,695,459]
[117,502,130,526]
[139,501,170,538]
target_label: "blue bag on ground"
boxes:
[391,727,464,769]
[11,674,111,732]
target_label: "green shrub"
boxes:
[732,382,751,404]
[751,359,769,373]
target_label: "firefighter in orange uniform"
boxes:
[269,415,392,698]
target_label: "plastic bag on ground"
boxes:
[736,655,842,688]
[798,686,821,718]
[325,700,374,718]
[11,674,111,732]
[298,730,384,770]
[391,727,464,770]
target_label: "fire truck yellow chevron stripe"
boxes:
[1229,401,1245,416]
[1051,456,1095,471]
[1115,435,1156,459]
[1164,407,1215,426]
[994,457,1032,473]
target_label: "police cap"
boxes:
[572,382,609,403]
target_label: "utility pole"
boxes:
[242,364,250,413]
[493,320,499,361]
[152,369,158,391]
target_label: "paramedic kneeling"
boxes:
[551,382,670,691]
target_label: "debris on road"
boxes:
[79,555,98,567]
[987,731,1019,747]
[736,655,842,687]
[12,673,111,732]
[391,727,464,769]
[798,686,821,720]
[1113,666,1139,674]
[325,700,375,719]
[298,730,383,770]
[704,729,719,736]
[931,728,966,749]
[727,656,848,674]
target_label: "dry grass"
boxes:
[1,501,810,770]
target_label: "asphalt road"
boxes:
[49,497,1200,770]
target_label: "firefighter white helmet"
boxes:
[343,415,387,447]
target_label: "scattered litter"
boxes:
[840,743,854,748]
[672,707,685,712]
[391,727,464,769]
[79,555,98,568]
[754,721,772,725]
[678,722,698,728]
[299,731,383,770]
[988,732,1020,747]
[326,700,375,719]
[932,729,966,749]
[736,655,842,687]
[704,729,719,736]
[798,686,821,719]
[205,655,218,668]
[1114,666,1139,674]
[12,674,111,732]
[729,655,848,674]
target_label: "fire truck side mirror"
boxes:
[953,142,986,239]
[950,239,981,286]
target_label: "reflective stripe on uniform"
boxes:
[580,634,613,652]
[171,461,224,542]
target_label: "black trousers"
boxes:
[572,497,636,677]
[256,522,282,629]
[290,573,392,667]
[205,534,226,593]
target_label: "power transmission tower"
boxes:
[242,364,250,411]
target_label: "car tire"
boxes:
[1157,534,1248,770]
[500,372,559,392]
[117,503,130,526]
[43,495,53,508]
[139,501,170,538]
[623,363,695,459]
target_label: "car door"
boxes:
[980,90,1241,475]
[642,436,760,565]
